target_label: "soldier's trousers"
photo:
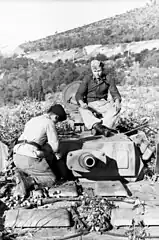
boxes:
[79,99,120,130]
[13,151,57,188]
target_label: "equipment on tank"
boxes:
[62,81,81,112]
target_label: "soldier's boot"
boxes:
[102,125,118,137]
[14,169,34,198]
[92,123,108,137]
[92,123,118,137]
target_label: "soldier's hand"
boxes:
[79,100,88,109]
[55,152,62,160]
[114,99,121,113]
[81,103,88,109]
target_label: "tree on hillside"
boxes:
[27,83,33,99]
[63,69,80,84]
[38,77,45,101]
[52,67,66,86]
[42,79,56,93]
[64,60,76,70]
[142,51,159,68]
[77,68,92,82]
[96,53,108,61]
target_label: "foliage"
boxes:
[1,48,159,106]
[124,64,159,86]
[0,56,89,105]
[0,98,46,148]
[96,53,108,62]
[0,56,123,105]
[0,96,72,149]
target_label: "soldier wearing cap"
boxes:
[13,104,67,197]
[75,60,121,136]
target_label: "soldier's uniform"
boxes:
[75,60,121,131]
[13,104,67,196]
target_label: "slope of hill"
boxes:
[23,39,159,64]
[19,5,159,53]
[0,43,24,57]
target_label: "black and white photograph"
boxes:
[0,0,159,239]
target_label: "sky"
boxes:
[0,0,148,49]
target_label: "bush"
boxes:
[0,99,46,147]
[124,65,159,86]
[96,53,108,61]
[0,56,88,105]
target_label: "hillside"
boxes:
[19,5,159,53]
[23,40,159,64]
[1,3,159,106]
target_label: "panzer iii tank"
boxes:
[60,81,154,182]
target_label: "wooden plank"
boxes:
[146,227,159,238]
[4,208,71,228]
[127,181,159,202]
[15,228,79,240]
[49,182,78,197]
[118,226,159,239]
[111,208,134,226]
[88,227,159,240]
[141,206,159,225]
[111,206,159,226]
[114,201,134,209]
[14,227,159,240]
[38,201,75,210]
[15,229,124,240]
[95,181,128,197]
[82,232,125,240]
[10,226,159,240]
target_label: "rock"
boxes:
[4,208,71,228]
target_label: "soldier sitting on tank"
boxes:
[13,104,67,197]
[75,60,122,137]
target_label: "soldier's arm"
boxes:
[108,74,121,102]
[46,120,59,153]
[75,77,88,105]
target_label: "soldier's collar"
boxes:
[93,74,106,82]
